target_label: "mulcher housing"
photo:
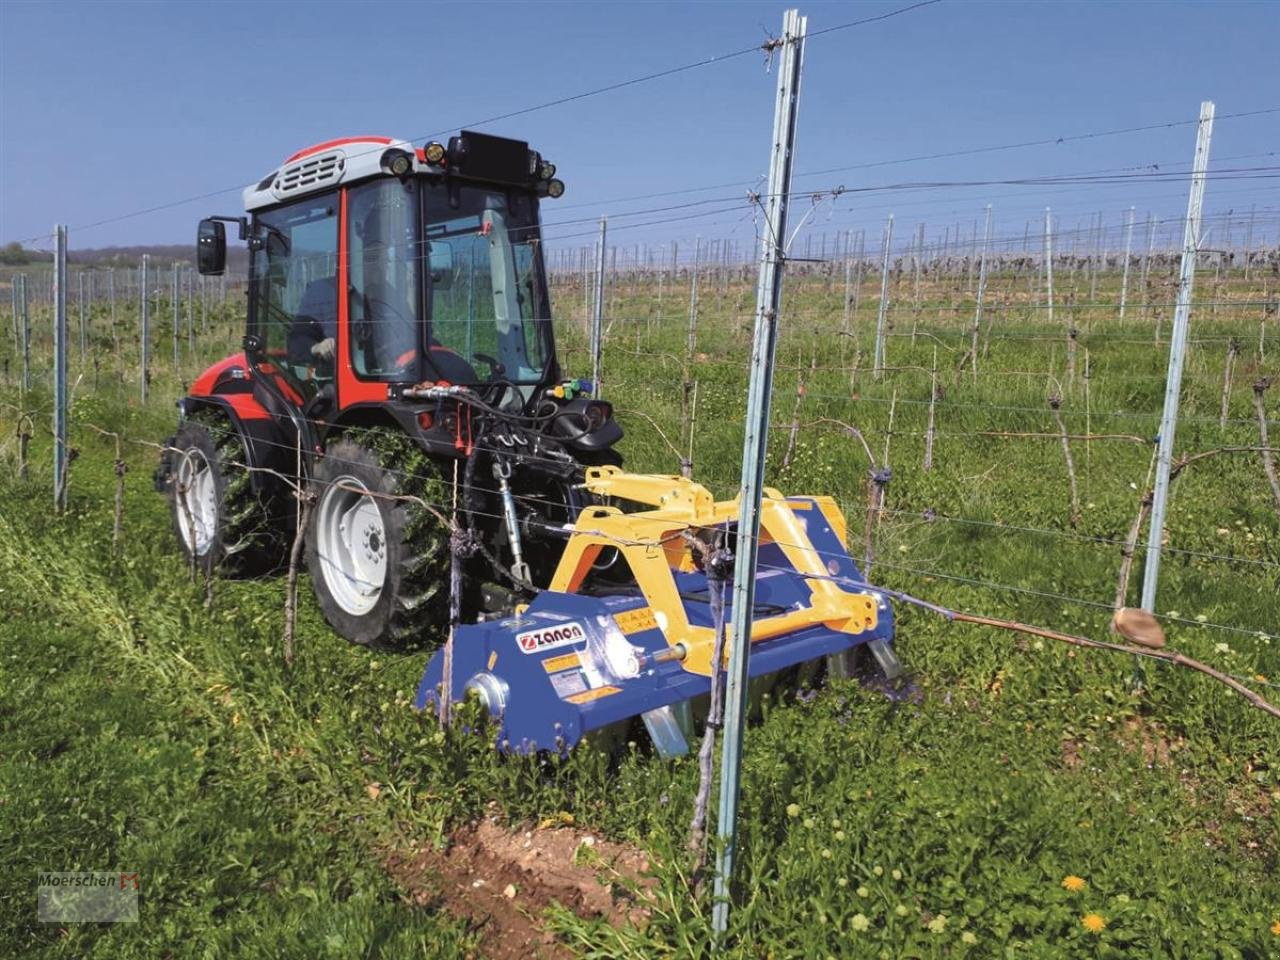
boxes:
[416,469,898,757]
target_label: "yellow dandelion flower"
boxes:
[1062,875,1087,893]
[1270,918,1280,936]
[1081,913,1106,934]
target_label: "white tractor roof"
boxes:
[242,136,420,211]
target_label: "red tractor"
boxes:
[161,131,623,646]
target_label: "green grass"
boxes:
[0,259,1278,958]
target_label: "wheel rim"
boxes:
[315,474,388,616]
[176,449,217,555]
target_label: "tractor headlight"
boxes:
[583,401,611,431]
[537,160,556,180]
[546,178,566,199]
[423,141,446,164]
[382,148,414,178]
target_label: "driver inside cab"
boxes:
[287,275,338,372]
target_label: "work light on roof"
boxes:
[423,141,446,164]
[382,148,413,178]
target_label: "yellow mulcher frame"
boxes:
[547,467,879,678]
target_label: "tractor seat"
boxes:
[418,343,477,384]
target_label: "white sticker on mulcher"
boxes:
[515,621,586,655]
[549,670,588,699]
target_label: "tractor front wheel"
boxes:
[168,414,282,576]
[305,431,451,647]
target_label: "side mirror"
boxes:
[197,219,226,276]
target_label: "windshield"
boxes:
[423,181,552,385]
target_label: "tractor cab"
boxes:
[197,131,567,413]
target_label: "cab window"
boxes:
[347,179,421,380]
[251,196,338,398]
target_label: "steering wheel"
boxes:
[473,353,507,377]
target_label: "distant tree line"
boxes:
[0,241,248,271]
[0,242,53,265]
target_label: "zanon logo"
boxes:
[516,622,586,655]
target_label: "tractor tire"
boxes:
[305,429,451,647]
[168,412,284,577]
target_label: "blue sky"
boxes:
[2,0,1277,258]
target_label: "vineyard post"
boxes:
[968,217,977,292]
[656,243,665,327]
[852,229,865,318]
[1119,206,1135,320]
[1243,203,1255,280]
[172,262,181,371]
[841,232,854,334]
[1141,213,1155,321]
[1140,101,1215,633]
[1253,378,1280,511]
[590,217,606,396]
[8,272,17,351]
[77,271,86,358]
[1219,338,1239,427]
[923,347,938,471]
[712,7,805,940]
[53,225,69,512]
[910,221,924,344]
[873,214,894,378]
[688,237,701,359]
[187,265,195,353]
[971,204,992,375]
[1088,211,1102,304]
[141,254,150,403]
[20,275,31,392]
[1043,207,1054,329]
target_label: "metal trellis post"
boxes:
[1119,206,1135,320]
[77,271,86,357]
[1140,102,1215,620]
[591,217,607,396]
[1044,207,1054,328]
[53,226,69,511]
[711,7,806,941]
[9,272,17,352]
[141,254,150,403]
[172,262,181,370]
[873,214,894,378]
[971,204,992,374]
[21,274,30,392]
[688,237,701,358]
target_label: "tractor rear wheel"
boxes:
[305,429,451,647]
[168,413,283,576]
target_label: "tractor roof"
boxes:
[242,135,416,212]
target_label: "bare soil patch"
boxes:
[386,816,655,960]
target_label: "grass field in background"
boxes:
[1,259,1277,958]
